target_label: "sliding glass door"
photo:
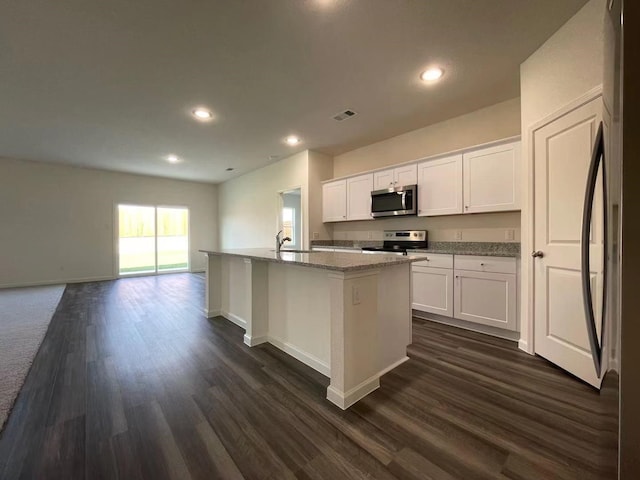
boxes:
[118,205,189,276]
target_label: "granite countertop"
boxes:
[310,241,520,258]
[199,248,423,272]
[411,242,520,258]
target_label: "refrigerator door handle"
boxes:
[581,121,607,378]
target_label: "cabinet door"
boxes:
[394,164,418,187]
[322,180,347,222]
[454,270,517,331]
[373,169,395,190]
[346,174,373,221]
[463,141,521,213]
[412,266,454,317]
[417,154,463,216]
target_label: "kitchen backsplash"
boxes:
[328,211,521,243]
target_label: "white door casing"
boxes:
[533,96,604,388]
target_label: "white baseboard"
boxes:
[326,356,409,410]
[608,357,619,373]
[244,334,268,347]
[267,336,330,377]
[221,311,247,329]
[205,309,222,318]
[518,339,534,355]
[327,379,380,410]
[0,275,114,290]
[414,310,520,342]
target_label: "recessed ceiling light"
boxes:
[191,107,213,121]
[285,136,301,146]
[166,154,181,164]
[420,67,444,82]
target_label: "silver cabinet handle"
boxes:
[531,250,544,258]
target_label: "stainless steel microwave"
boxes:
[370,184,417,218]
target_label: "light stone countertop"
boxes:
[199,248,424,272]
[311,241,520,258]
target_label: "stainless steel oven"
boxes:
[370,184,417,218]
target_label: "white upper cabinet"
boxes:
[373,169,395,190]
[463,141,521,213]
[322,180,347,222]
[346,173,374,221]
[373,164,417,190]
[417,154,463,216]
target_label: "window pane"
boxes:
[118,205,156,275]
[282,207,294,245]
[157,207,189,271]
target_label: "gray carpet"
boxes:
[0,284,65,430]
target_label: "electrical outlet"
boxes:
[313,232,320,240]
[367,231,373,240]
[352,285,361,305]
[505,229,515,241]
[454,230,463,241]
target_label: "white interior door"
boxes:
[533,97,604,388]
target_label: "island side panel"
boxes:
[220,256,250,328]
[327,269,381,409]
[244,259,269,346]
[327,263,412,410]
[267,263,331,375]
[376,263,412,373]
[205,254,222,317]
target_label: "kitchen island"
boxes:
[200,248,421,409]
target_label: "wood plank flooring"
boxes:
[0,273,618,479]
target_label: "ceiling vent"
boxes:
[332,109,358,121]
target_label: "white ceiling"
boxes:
[0,0,588,183]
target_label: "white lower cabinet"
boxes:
[412,266,454,317]
[411,254,454,317]
[413,254,518,333]
[453,256,517,331]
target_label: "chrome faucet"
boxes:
[276,230,291,253]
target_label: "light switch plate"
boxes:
[454,230,463,241]
[505,229,515,241]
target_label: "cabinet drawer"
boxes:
[411,253,453,269]
[454,255,516,274]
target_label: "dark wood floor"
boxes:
[0,273,618,480]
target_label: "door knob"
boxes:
[531,250,544,258]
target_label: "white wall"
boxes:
[0,157,218,288]
[218,151,309,249]
[332,212,521,243]
[307,151,334,242]
[519,0,606,353]
[329,98,522,243]
[333,98,521,178]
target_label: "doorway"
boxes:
[117,204,189,276]
[278,189,302,250]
